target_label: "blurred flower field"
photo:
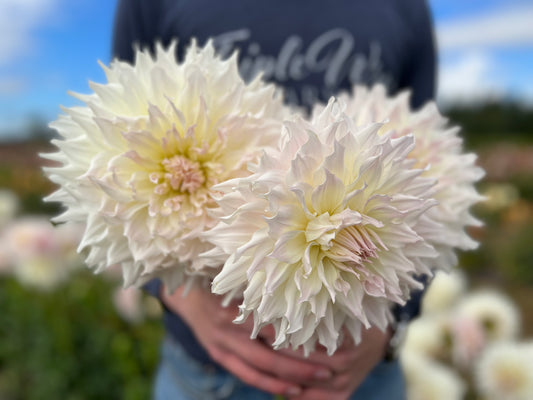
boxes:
[0,142,164,399]
[0,104,532,399]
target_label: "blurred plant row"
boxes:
[0,102,532,399]
[0,189,163,400]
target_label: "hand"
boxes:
[161,285,336,397]
[275,326,393,400]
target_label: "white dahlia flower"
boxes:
[337,85,485,271]
[205,99,440,355]
[3,217,84,290]
[450,313,486,368]
[475,341,533,400]
[455,290,521,342]
[401,315,451,360]
[422,269,467,314]
[4,217,61,261]
[401,352,466,400]
[43,41,285,289]
[13,257,71,291]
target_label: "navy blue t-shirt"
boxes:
[112,0,436,365]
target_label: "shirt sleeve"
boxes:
[399,0,437,109]
[143,278,163,298]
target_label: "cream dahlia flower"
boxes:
[4,217,61,260]
[401,352,466,400]
[337,85,485,271]
[422,269,467,314]
[401,314,451,360]
[205,99,440,354]
[455,290,521,342]
[13,257,71,291]
[43,41,285,289]
[450,313,486,368]
[3,217,84,290]
[475,341,533,400]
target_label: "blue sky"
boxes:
[0,0,532,139]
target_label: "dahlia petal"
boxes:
[311,169,345,214]
[271,231,307,264]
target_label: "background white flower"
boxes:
[401,352,466,400]
[13,257,70,291]
[402,315,451,360]
[422,269,467,314]
[43,41,285,290]
[449,313,486,368]
[2,217,84,290]
[401,270,529,395]
[205,99,441,355]
[4,217,60,261]
[456,290,521,342]
[475,341,533,400]
[338,84,485,272]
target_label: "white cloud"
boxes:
[0,0,58,66]
[437,52,504,106]
[437,5,533,50]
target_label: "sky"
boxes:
[0,0,532,140]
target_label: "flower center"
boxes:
[330,225,378,265]
[495,364,526,393]
[151,155,206,196]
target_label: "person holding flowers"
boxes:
[109,1,439,399]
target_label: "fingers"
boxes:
[204,297,336,384]
[290,387,351,400]
[288,326,395,399]
[166,287,335,393]
[280,326,391,373]
[276,344,357,373]
[208,344,303,397]
[288,369,367,399]
[214,327,334,385]
[256,323,276,343]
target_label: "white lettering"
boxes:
[213,29,251,58]
[306,28,354,88]
[275,36,302,81]
[212,29,395,108]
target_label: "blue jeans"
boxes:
[154,335,406,400]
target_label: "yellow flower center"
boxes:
[162,155,206,193]
[494,363,527,393]
[150,155,206,197]
[148,155,209,216]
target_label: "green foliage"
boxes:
[0,273,163,400]
[512,174,533,202]
[447,102,533,148]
